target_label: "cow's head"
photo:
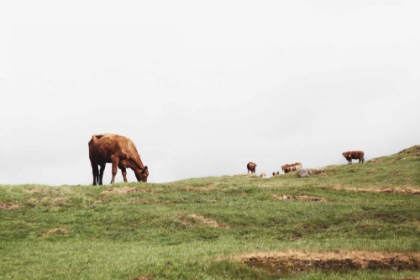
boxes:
[135,166,149,182]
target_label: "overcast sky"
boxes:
[1,1,419,186]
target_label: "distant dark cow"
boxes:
[272,171,280,176]
[247,162,257,173]
[342,151,364,164]
[281,162,302,173]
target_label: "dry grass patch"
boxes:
[28,197,68,203]
[100,186,138,195]
[366,157,386,164]
[27,197,69,207]
[39,227,69,238]
[179,214,230,229]
[127,198,155,204]
[132,276,150,280]
[331,185,420,195]
[25,188,60,195]
[272,194,327,202]
[229,250,420,275]
[0,202,19,210]
[181,184,217,191]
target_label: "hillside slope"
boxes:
[1,146,419,279]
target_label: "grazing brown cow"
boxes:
[88,134,149,185]
[247,162,257,173]
[281,162,302,173]
[342,151,364,164]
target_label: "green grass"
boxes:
[1,146,420,279]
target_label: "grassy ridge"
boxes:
[1,146,419,279]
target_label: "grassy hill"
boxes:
[1,146,420,279]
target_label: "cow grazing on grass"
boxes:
[281,162,302,173]
[342,151,364,164]
[88,134,149,185]
[247,162,257,173]
[272,171,280,176]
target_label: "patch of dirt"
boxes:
[179,214,230,229]
[231,251,420,275]
[100,186,137,195]
[0,202,19,210]
[332,186,420,195]
[39,227,69,237]
[272,194,327,202]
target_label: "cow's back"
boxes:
[349,151,364,159]
[90,134,130,163]
[247,162,256,171]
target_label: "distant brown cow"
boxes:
[281,162,302,173]
[342,151,364,164]
[247,162,257,173]
[88,134,149,185]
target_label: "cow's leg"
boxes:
[90,161,99,185]
[110,155,119,184]
[99,163,106,185]
[121,168,127,182]
[119,162,128,182]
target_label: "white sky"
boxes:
[1,1,419,186]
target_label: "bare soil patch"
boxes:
[0,202,19,210]
[272,194,327,202]
[179,214,230,229]
[232,251,420,275]
[100,186,138,195]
